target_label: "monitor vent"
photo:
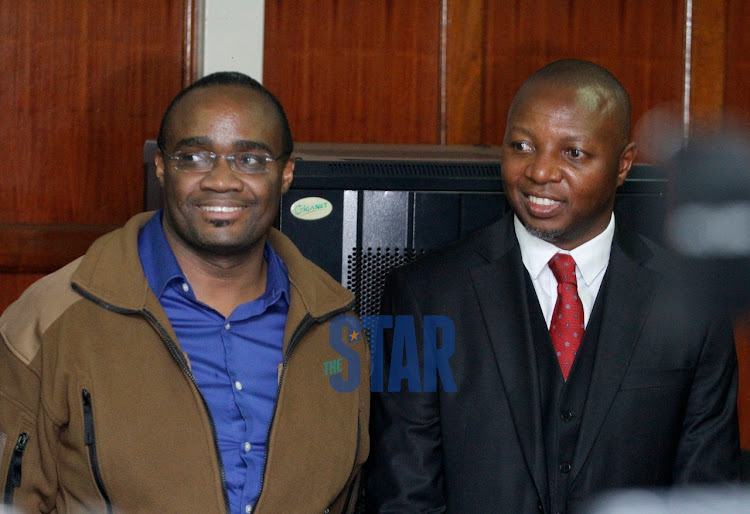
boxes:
[330,161,499,178]
[346,247,426,318]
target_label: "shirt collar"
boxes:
[514,213,615,286]
[138,210,289,304]
[138,210,184,299]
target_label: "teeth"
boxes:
[528,195,559,206]
[200,206,243,213]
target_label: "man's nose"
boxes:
[200,156,243,191]
[526,152,563,183]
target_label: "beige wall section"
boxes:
[202,0,265,81]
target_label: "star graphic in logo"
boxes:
[349,330,359,343]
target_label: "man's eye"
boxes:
[511,141,531,152]
[237,153,264,165]
[179,152,210,164]
[567,148,584,159]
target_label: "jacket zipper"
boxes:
[256,302,358,509]
[138,309,231,512]
[82,389,112,514]
[73,284,231,512]
[3,432,29,505]
[72,283,358,512]
[328,414,362,512]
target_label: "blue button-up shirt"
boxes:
[138,211,289,513]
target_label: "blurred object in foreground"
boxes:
[583,486,750,514]
[666,130,750,260]
[661,126,750,465]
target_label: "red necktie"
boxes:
[548,253,585,380]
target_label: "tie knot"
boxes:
[549,253,577,285]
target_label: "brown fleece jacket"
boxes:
[0,211,369,513]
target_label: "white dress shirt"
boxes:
[513,214,615,329]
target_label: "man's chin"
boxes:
[190,231,265,258]
[523,222,565,243]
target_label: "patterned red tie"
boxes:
[548,253,585,380]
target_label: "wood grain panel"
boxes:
[0,1,193,309]
[445,0,486,144]
[0,1,187,226]
[0,273,47,313]
[263,0,442,143]
[0,224,117,273]
[725,0,750,125]
[689,0,727,134]
[482,0,686,148]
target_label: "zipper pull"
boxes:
[10,433,29,487]
[13,433,29,454]
[82,389,94,445]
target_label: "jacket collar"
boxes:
[72,212,355,353]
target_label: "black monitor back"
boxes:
[279,143,668,317]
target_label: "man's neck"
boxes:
[168,236,269,318]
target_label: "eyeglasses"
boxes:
[161,149,289,174]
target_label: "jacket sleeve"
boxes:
[365,270,447,513]
[672,307,741,482]
[0,329,38,509]
[0,267,79,512]
[0,318,57,512]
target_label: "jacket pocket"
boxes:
[82,389,112,514]
[3,432,29,505]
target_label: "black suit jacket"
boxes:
[366,214,740,513]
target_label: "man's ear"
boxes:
[280,156,294,194]
[155,151,166,187]
[616,142,638,187]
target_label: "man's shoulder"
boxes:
[615,225,733,317]
[394,217,513,282]
[0,258,84,366]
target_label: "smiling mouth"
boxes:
[199,206,245,213]
[527,194,561,206]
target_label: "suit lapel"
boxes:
[571,227,659,482]
[469,217,549,505]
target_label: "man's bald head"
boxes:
[510,59,632,144]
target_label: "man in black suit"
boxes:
[366,60,740,513]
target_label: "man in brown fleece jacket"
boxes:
[0,72,369,513]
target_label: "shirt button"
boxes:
[245,505,252,513]
[559,462,571,473]
[225,322,231,330]
[537,501,544,512]
[235,381,243,391]
[561,410,573,422]
[182,283,189,292]
[244,441,251,452]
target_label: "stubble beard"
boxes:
[522,222,566,243]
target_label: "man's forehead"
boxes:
[163,86,281,147]
[515,79,610,110]
[173,85,270,116]
[508,81,622,135]
[573,84,614,114]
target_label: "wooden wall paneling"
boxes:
[688,0,728,134]
[184,0,204,85]
[0,273,47,314]
[0,0,195,310]
[0,224,118,274]
[444,0,486,144]
[481,0,686,149]
[724,0,750,125]
[263,0,443,144]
